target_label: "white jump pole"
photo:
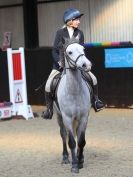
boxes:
[7,47,33,120]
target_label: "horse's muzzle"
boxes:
[82,63,91,72]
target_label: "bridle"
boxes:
[64,44,85,70]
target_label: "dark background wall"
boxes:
[25,48,52,105]
[0,46,133,108]
[85,46,133,108]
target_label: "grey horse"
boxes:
[54,38,92,173]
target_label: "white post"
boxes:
[7,47,34,120]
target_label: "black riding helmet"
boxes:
[63,8,84,24]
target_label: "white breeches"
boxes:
[45,69,97,92]
[45,69,60,92]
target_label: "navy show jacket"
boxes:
[52,27,84,70]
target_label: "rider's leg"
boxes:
[42,69,60,119]
[88,72,105,112]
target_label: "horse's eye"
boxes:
[68,51,72,55]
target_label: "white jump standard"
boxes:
[7,47,33,120]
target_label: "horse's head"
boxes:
[62,37,92,71]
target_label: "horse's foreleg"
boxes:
[77,131,86,169]
[60,127,70,164]
[57,115,70,164]
[68,131,79,173]
[77,118,88,169]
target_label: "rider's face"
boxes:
[70,18,81,28]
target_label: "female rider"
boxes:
[42,8,104,119]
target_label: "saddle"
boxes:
[50,72,62,99]
[50,71,93,101]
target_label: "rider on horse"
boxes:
[42,8,104,119]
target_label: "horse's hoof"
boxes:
[71,167,79,173]
[78,163,83,169]
[61,155,70,164]
[61,159,70,164]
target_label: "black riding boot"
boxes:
[92,85,105,112]
[42,92,53,119]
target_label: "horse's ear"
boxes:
[61,37,69,45]
[75,34,80,43]
[71,34,80,44]
[61,37,66,45]
[61,37,70,49]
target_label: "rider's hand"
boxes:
[58,61,62,67]
[58,59,65,68]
